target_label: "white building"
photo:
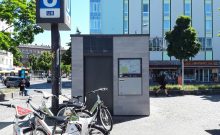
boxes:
[0,21,13,72]
[90,0,220,83]
[0,50,13,71]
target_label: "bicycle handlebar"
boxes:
[34,90,58,99]
[27,99,48,120]
[87,88,108,95]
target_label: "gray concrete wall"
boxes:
[71,37,84,99]
[113,35,150,115]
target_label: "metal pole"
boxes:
[182,59,184,89]
[51,23,61,114]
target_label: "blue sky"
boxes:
[33,0,90,49]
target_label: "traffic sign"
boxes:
[36,0,71,30]
[40,0,61,18]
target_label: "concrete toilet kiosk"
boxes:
[71,34,150,115]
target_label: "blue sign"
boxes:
[40,0,60,8]
[40,0,61,18]
[19,69,25,79]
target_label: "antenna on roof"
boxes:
[76,27,81,35]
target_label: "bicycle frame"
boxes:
[2,104,33,135]
[28,94,95,135]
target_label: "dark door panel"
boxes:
[84,56,113,114]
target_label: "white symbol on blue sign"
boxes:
[40,0,60,18]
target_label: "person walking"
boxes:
[155,73,170,97]
[19,78,26,96]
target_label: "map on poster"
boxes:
[119,59,141,74]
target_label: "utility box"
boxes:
[71,35,150,116]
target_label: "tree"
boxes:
[38,52,52,71]
[0,0,43,64]
[61,42,71,65]
[61,64,71,76]
[13,49,23,66]
[28,54,39,71]
[165,16,201,86]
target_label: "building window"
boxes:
[205,0,213,37]
[206,38,212,49]
[206,51,213,60]
[184,0,192,17]
[198,37,212,51]
[163,51,170,60]
[142,0,149,34]
[163,0,171,36]
[123,0,129,34]
[149,37,163,51]
[164,3,170,17]
[90,0,101,34]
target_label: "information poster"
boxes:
[119,59,141,75]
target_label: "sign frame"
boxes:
[36,0,71,31]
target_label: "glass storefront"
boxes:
[150,69,179,84]
[186,68,219,83]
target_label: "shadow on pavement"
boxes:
[0,122,14,129]
[200,95,220,102]
[28,81,71,90]
[205,129,220,135]
[113,116,147,124]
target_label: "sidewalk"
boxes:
[1,93,220,135]
[111,95,220,135]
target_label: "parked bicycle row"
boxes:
[0,88,113,135]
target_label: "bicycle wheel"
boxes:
[57,106,74,116]
[23,127,47,135]
[75,109,92,118]
[89,125,107,135]
[99,108,113,131]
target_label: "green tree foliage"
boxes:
[165,16,201,60]
[0,0,43,65]
[13,51,22,66]
[28,54,39,71]
[61,42,71,65]
[61,63,71,76]
[38,51,52,71]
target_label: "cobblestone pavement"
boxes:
[1,92,220,135]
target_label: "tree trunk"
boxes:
[182,59,184,89]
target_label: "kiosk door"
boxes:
[84,57,113,113]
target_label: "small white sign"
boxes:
[40,8,60,18]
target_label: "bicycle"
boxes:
[0,103,47,135]
[57,88,113,132]
[26,96,107,135]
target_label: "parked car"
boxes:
[47,76,52,83]
[5,76,30,88]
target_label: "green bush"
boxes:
[0,88,19,94]
[150,84,220,91]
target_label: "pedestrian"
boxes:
[19,78,26,96]
[155,73,170,97]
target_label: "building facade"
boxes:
[90,0,220,83]
[18,44,66,65]
[0,50,13,71]
[0,21,14,72]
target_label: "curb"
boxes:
[150,89,220,96]
[0,92,20,101]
